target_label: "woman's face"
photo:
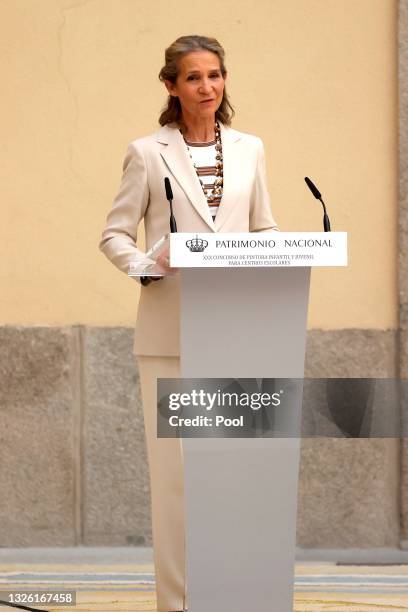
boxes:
[165,50,226,121]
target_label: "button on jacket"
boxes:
[99,121,278,356]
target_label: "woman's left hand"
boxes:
[155,247,179,275]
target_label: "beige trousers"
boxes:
[136,355,186,612]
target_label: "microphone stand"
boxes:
[140,177,177,286]
[304,176,331,232]
[165,177,177,233]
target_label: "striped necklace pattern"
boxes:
[181,122,224,219]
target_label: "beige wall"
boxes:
[1,0,397,328]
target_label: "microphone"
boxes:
[164,176,173,200]
[164,177,177,233]
[304,176,331,232]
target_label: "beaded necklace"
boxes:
[181,122,223,204]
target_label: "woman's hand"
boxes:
[155,247,179,275]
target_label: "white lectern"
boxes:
[181,267,308,612]
[168,233,346,612]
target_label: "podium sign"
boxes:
[170,231,347,267]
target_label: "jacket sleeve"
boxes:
[249,138,279,232]
[99,141,149,275]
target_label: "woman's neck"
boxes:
[180,115,216,142]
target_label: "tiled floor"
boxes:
[1,550,408,611]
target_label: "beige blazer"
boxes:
[99,121,278,356]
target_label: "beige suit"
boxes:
[99,121,277,611]
[99,121,278,356]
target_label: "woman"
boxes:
[99,35,278,612]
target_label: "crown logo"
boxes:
[186,235,208,252]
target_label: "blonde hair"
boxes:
[158,35,235,127]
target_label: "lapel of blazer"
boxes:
[157,122,242,232]
[157,122,243,233]
[157,123,215,230]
